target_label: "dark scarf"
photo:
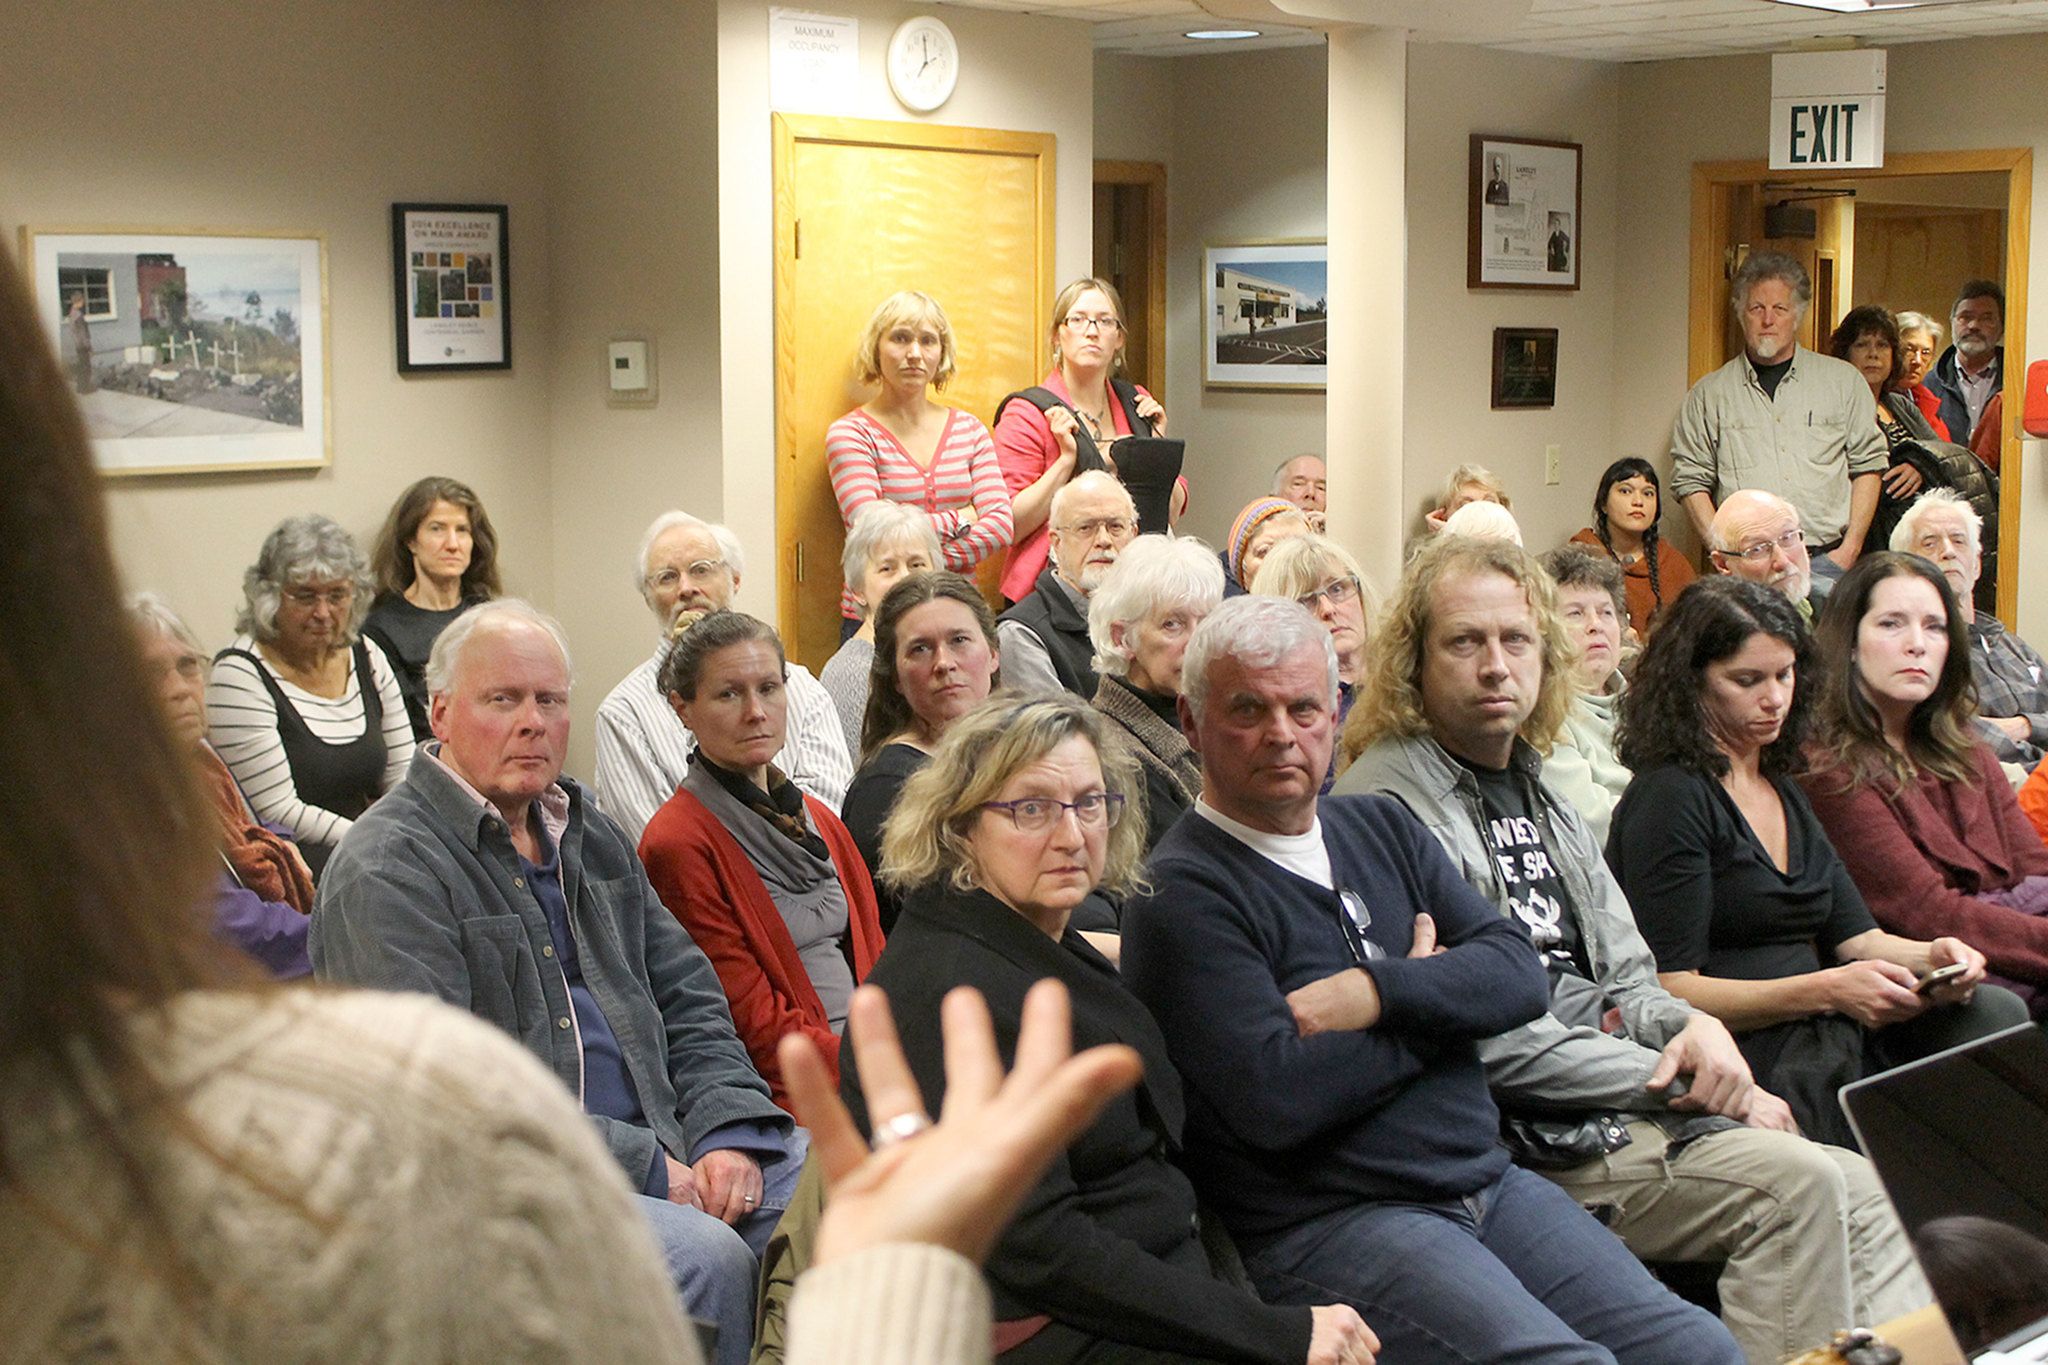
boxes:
[690,751,830,861]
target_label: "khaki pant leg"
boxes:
[1539,1120,1928,1365]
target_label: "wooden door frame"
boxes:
[771,113,1058,652]
[1688,147,2033,625]
[1092,158,1168,402]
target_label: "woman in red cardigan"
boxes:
[640,611,885,1111]
[1802,552,2048,1018]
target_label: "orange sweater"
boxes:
[640,790,884,1111]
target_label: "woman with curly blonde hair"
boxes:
[852,694,1371,1365]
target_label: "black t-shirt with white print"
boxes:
[1456,756,1592,981]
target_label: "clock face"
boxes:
[887,17,958,113]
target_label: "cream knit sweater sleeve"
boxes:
[6,989,698,1363]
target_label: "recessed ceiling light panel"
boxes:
[1184,28,1262,40]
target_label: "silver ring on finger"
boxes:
[871,1111,934,1151]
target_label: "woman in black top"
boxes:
[845,694,1371,1365]
[1609,576,2008,1146]
[841,572,1004,932]
[362,476,502,739]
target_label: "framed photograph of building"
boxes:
[20,226,330,478]
[391,203,509,373]
[1468,134,1582,291]
[1491,326,1560,409]
[1204,239,1328,390]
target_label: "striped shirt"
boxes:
[826,407,1013,618]
[593,641,853,844]
[206,634,415,852]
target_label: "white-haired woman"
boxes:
[1251,533,1379,793]
[818,501,942,758]
[827,291,1013,639]
[1088,535,1223,851]
[1896,309,1952,443]
[130,593,313,978]
[208,513,414,876]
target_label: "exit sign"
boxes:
[1770,50,1886,170]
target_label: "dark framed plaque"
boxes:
[1491,326,1559,409]
[392,202,509,372]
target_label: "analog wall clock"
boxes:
[887,16,959,113]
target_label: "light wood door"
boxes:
[774,114,1056,670]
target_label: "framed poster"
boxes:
[1468,135,1582,291]
[392,202,509,372]
[1491,326,1559,409]
[20,225,330,478]
[1203,239,1328,390]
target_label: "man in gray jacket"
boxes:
[1335,535,1928,1365]
[314,599,802,1365]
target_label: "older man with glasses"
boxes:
[997,470,1139,698]
[1708,488,1828,620]
[594,510,851,843]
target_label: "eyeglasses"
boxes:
[1058,517,1135,540]
[1726,529,1804,565]
[1296,576,1361,611]
[646,559,729,590]
[1336,887,1386,965]
[979,792,1125,832]
[283,585,356,610]
[1062,314,1123,335]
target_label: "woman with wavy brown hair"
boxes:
[1803,551,2048,1017]
[364,474,502,738]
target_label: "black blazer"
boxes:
[841,884,1309,1364]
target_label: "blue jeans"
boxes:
[1239,1163,1742,1365]
[639,1128,809,1365]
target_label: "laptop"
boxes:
[1841,1021,2048,1363]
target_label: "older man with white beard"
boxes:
[1895,487,2048,771]
[997,470,1139,697]
[594,511,850,843]
[1672,251,1888,581]
[1708,489,1827,620]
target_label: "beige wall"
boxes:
[1404,44,1620,556]
[543,0,725,774]
[717,0,1097,635]
[1614,34,2048,637]
[1,0,556,651]
[1155,45,1333,550]
[1098,41,1621,561]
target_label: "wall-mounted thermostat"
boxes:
[607,337,657,407]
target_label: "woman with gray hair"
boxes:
[131,593,313,978]
[1895,309,1952,442]
[1088,534,1222,851]
[208,513,414,876]
[818,500,942,758]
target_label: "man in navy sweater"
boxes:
[1123,596,1742,1365]
[1337,536,1930,1362]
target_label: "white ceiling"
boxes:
[940,0,2048,59]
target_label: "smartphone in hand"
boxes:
[1913,962,1968,996]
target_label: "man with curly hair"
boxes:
[1335,535,1929,1365]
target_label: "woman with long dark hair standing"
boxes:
[1570,457,1694,638]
